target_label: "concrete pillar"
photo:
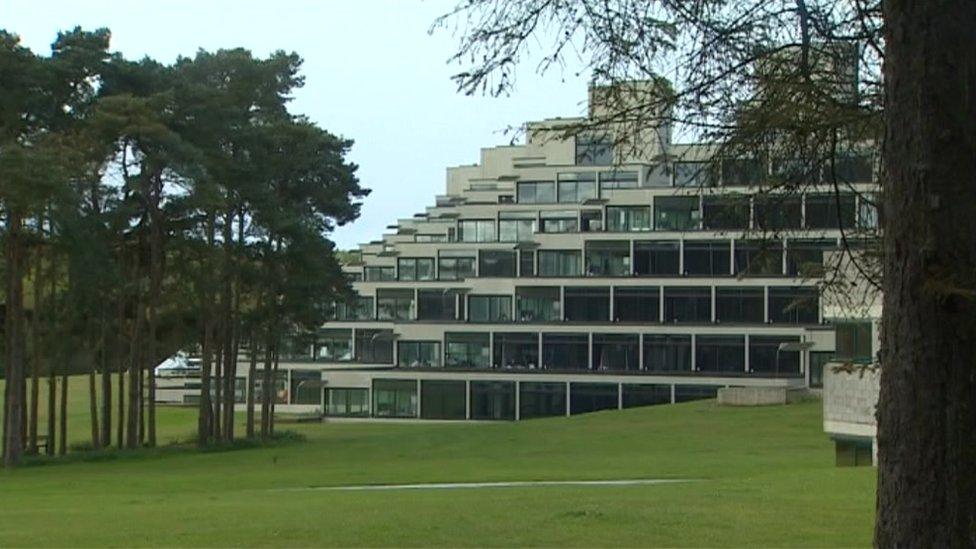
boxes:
[565,381,571,417]
[514,380,521,421]
[617,382,623,410]
[465,380,471,419]
[416,378,422,418]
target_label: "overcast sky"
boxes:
[3,0,591,249]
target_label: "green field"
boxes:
[0,378,876,547]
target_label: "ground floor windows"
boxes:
[421,380,466,419]
[493,332,539,369]
[290,371,321,405]
[695,335,745,373]
[643,334,692,372]
[592,334,639,371]
[748,336,801,375]
[373,379,418,418]
[445,332,490,369]
[542,333,589,371]
[398,341,441,368]
[519,382,566,419]
[325,388,369,417]
[570,383,618,415]
[622,384,672,408]
[674,385,719,403]
[470,381,515,420]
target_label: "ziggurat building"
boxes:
[274,84,878,421]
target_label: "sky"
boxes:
[2,0,591,249]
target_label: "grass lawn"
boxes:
[0,378,876,547]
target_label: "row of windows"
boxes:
[335,285,819,325]
[361,237,843,281]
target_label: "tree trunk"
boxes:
[88,367,99,449]
[100,317,112,448]
[213,339,223,442]
[58,371,67,455]
[197,211,217,447]
[246,335,257,439]
[876,1,976,545]
[3,209,27,468]
[146,172,163,448]
[28,234,43,456]
[126,299,143,449]
[46,370,55,456]
[221,209,237,442]
[260,333,273,439]
[270,344,280,437]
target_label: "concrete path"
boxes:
[279,478,698,492]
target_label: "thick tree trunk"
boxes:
[221,209,237,442]
[58,372,67,455]
[3,209,27,467]
[213,340,223,442]
[876,1,976,546]
[197,213,216,447]
[260,333,273,439]
[146,172,163,448]
[28,239,43,456]
[126,301,143,449]
[46,370,55,456]
[246,335,257,439]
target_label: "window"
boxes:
[458,219,496,242]
[470,381,516,420]
[417,289,457,321]
[373,379,417,418]
[364,266,394,281]
[520,382,566,419]
[415,234,448,243]
[721,158,764,186]
[835,321,872,363]
[445,332,490,368]
[290,371,321,405]
[734,240,784,276]
[683,240,731,276]
[592,334,640,371]
[517,181,555,203]
[315,329,352,361]
[754,195,802,231]
[858,194,879,230]
[519,250,535,277]
[623,384,672,407]
[564,287,610,322]
[438,252,476,280]
[479,250,516,277]
[606,206,652,232]
[516,287,560,322]
[827,155,874,184]
[696,335,745,373]
[643,334,692,372]
[663,287,711,323]
[644,164,672,187]
[354,329,394,363]
[634,241,680,275]
[420,381,466,420]
[539,210,578,233]
[614,286,660,322]
[335,296,374,320]
[542,333,589,370]
[325,388,368,417]
[702,195,750,230]
[575,134,612,166]
[585,240,631,276]
[749,336,801,374]
[499,212,536,242]
[674,161,714,187]
[570,383,618,415]
[397,341,441,368]
[468,295,512,323]
[809,351,833,388]
[493,332,539,369]
[715,287,764,323]
[397,257,434,281]
[655,196,700,230]
[786,239,837,277]
[599,170,639,190]
[377,289,414,320]
[674,385,718,402]
[538,250,581,276]
[769,286,820,324]
[805,193,856,229]
[581,209,603,232]
[557,172,597,202]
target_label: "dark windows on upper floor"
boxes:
[715,287,765,323]
[498,212,536,242]
[417,289,458,321]
[397,257,434,281]
[557,172,597,203]
[445,332,490,368]
[517,181,555,204]
[354,329,394,364]
[538,250,581,277]
[333,296,374,321]
[754,195,802,231]
[805,193,856,229]
[542,333,589,371]
[398,340,441,368]
[786,239,837,277]
[468,295,512,323]
[748,335,801,374]
[585,240,631,276]
[592,333,640,372]
[377,289,414,321]
[564,286,610,322]
[634,240,680,275]
[540,210,578,233]
[702,195,750,230]
[581,209,603,232]
[664,286,711,323]
[438,252,476,280]
[493,332,539,369]
[575,134,613,166]
[613,286,660,322]
[735,240,784,276]
[515,286,560,322]
[683,240,731,276]
[479,250,516,278]
[364,266,395,281]
[458,219,496,242]
[316,329,353,361]
[599,170,639,191]
[834,321,873,363]
[606,205,652,232]
[673,161,714,187]
[655,196,700,230]
[643,334,692,372]
[519,250,536,277]
[720,158,764,186]
[768,286,819,324]
[696,335,745,373]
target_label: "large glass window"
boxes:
[674,385,718,402]
[564,287,610,322]
[715,287,765,323]
[493,332,539,369]
[768,286,820,324]
[643,334,692,372]
[315,329,352,361]
[696,335,746,373]
[683,240,731,276]
[438,252,476,280]
[470,381,516,420]
[585,241,631,276]
[516,287,560,322]
[539,210,578,233]
[809,351,833,388]
[606,206,651,232]
[858,194,879,230]
[835,321,873,363]
[570,383,618,415]
[654,196,700,230]
[599,170,639,190]
[479,250,516,277]
[674,161,714,187]
[377,289,414,320]
[721,158,764,186]
[458,219,497,242]
[417,289,457,321]
[703,195,750,230]
[634,241,680,275]
[614,286,660,322]
[575,135,613,166]
[581,209,603,232]
[542,333,589,370]
[749,336,801,375]
[663,286,712,323]
[397,257,435,281]
[519,382,566,419]
[420,380,466,420]
[519,250,535,277]
[373,379,418,418]
[335,296,374,320]
[397,341,441,368]
[623,384,672,408]
[290,371,321,405]
[538,250,581,276]
[444,332,490,368]
[592,334,640,371]
[354,329,394,363]
[517,181,555,204]
[805,193,856,229]
[468,295,512,323]
[557,172,597,202]
[734,240,784,276]
[499,212,536,242]
[828,155,875,184]
[754,194,802,230]
[325,388,369,417]
[786,239,837,277]
[364,266,395,281]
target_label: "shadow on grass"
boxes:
[20,430,306,468]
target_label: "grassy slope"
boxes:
[0,379,875,547]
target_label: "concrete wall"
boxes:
[822,363,880,464]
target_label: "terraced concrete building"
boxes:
[285,84,878,420]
